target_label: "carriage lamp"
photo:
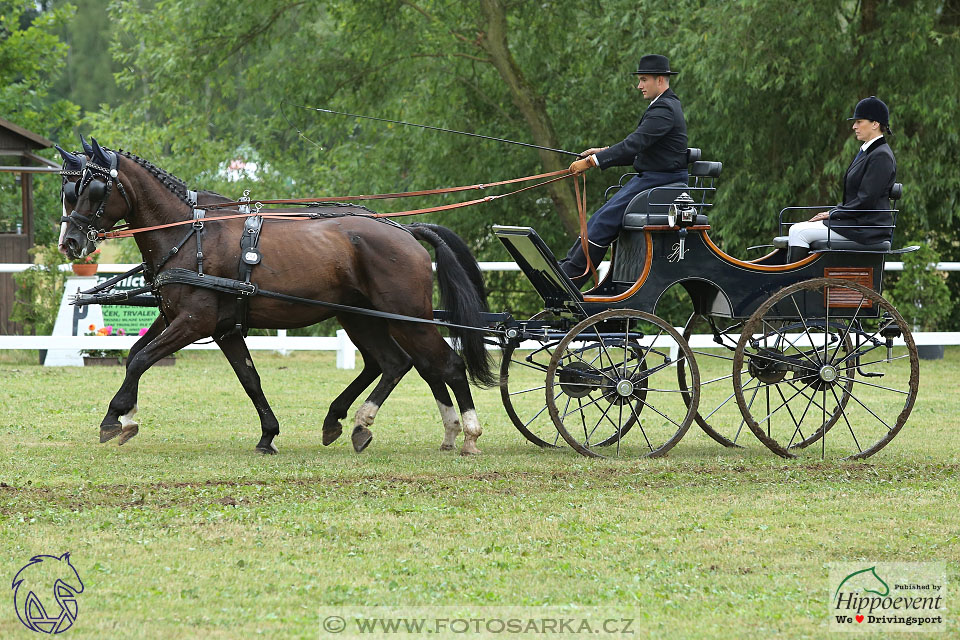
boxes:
[668,192,697,260]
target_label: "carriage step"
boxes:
[492,226,584,306]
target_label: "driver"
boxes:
[560,54,688,287]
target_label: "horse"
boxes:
[58,139,495,455]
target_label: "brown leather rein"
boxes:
[97,167,598,285]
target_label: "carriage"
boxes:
[491,149,919,459]
[60,141,919,460]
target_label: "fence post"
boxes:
[336,329,356,369]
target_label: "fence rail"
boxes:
[2,262,957,368]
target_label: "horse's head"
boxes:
[60,137,133,260]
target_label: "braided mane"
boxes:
[117,149,193,205]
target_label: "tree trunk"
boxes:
[477,0,581,237]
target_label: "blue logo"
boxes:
[11,552,84,634]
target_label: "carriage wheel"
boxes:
[500,311,637,448]
[679,313,748,448]
[733,278,919,459]
[546,309,699,458]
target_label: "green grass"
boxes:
[1,348,958,639]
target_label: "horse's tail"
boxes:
[408,223,495,388]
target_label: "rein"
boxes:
[98,169,585,240]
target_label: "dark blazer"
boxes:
[595,88,688,173]
[828,137,896,245]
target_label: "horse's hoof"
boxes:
[460,442,482,456]
[439,443,455,451]
[118,424,139,446]
[322,423,343,446]
[352,426,373,453]
[256,444,279,455]
[100,424,122,443]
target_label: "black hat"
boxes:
[631,54,679,76]
[848,96,889,127]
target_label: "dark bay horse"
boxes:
[58,140,494,455]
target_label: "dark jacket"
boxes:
[595,88,687,174]
[828,137,896,245]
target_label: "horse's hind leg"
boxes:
[337,317,413,453]
[390,325,481,455]
[214,331,280,454]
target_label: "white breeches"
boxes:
[787,221,851,248]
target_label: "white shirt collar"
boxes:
[860,135,883,153]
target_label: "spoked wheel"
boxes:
[501,311,638,448]
[679,313,750,448]
[733,278,919,459]
[546,309,699,458]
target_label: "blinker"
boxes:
[87,180,107,202]
[63,182,78,205]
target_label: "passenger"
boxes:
[560,54,688,287]
[787,96,896,262]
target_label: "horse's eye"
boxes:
[63,182,78,205]
[87,180,106,202]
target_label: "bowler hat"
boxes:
[847,96,889,127]
[631,54,679,76]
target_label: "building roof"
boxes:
[0,116,56,152]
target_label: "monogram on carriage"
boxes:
[57,128,918,461]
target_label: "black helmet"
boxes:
[848,96,889,127]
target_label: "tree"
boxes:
[0,1,79,242]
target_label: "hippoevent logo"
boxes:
[11,553,84,634]
[829,562,946,633]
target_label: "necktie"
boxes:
[853,148,864,163]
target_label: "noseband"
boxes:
[61,154,133,245]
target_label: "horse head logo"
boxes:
[834,566,890,600]
[11,552,84,634]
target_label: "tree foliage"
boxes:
[23,0,960,323]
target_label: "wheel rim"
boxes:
[733,278,919,459]
[546,309,699,458]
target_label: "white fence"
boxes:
[2,262,957,368]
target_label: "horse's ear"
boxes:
[56,146,84,172]
[90,138,116,171]
[80,134,93,156]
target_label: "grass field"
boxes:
[1,347,957,639]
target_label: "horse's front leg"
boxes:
[125,315,165,367]
[214,330,281,454]
[99,317,203,446]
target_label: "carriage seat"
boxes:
[772,236,892,252]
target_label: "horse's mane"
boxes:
[117,149,194,206]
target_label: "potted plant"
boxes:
[81,324,126,365]
[71,248,100,276]
[888,243,951,359]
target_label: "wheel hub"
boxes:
[558,361,600,398]
[819,364,838,382]
[616,379,635,397]
[748,349,788,383]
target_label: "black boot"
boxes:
[559,239,608,288]
[786,245,809,264]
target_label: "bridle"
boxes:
[61,150,133,245]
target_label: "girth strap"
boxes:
[235,215,264,335]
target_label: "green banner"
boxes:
[97,271,160,336]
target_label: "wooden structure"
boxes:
[0,117,60,334]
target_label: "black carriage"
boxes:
[494,150,919,459]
